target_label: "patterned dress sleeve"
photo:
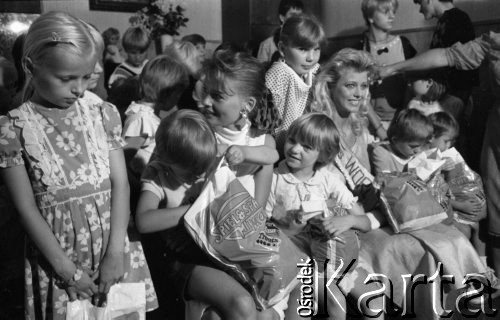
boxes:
[101,102,126,150]
[445,37,487,71]
[0,115,24,168]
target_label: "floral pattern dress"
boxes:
[0,91,158,319]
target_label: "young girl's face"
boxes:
[411,79,431,97]
[331,68,369,117]
[370,5,396,31]
[280,43,320,76]
[391,139,425,159]
[430,130,456,152]
[201,77,247,129]
[284,136,319,173]
[30,47,96,109]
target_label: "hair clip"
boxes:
[51,32,61,42]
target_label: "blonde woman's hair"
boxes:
[311,48,375,134]
[22,11,98,101]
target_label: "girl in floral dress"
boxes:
[0,12,157,319]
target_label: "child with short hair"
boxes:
[267,113,383,320]
[371,108,434,175]
[181,33,207,59]
[136,109,281,320]
[108,25,151,88]
[123,54,189,174]
[102,27,124,89]
[407,76,445,116]
[428,112,492,273]
[266,14,324,156]
[0,12,158,319]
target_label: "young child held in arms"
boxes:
[136,109,281,320]
[428,112,494,277]
[371,108,433,175]
[0,12,157,319]
[266,14,325,156]
[407,76,445,116]
[201,49,280,207]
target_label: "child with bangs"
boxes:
[265,14,325,156]
[267,113,382,320]
[371,108,434,175]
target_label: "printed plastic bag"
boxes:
[377,172,449,233]
[66,283,146,320]
[183,162,305,310]
[440,148,487,222]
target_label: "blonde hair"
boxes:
[22,11,99,101]
[311,48,374,134]
[361,0,399,26]
[163,40,201,76]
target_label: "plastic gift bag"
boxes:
[183,161,305,310]
[66,283,146,320]
[377,172,449,233]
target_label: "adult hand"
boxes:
[483,31,500,51]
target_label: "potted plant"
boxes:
[129,0,189,53]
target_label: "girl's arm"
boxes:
[0,166,98,299]
[225,134,279,166]
[98,148,130,294]
[321,203,371,237]
[135,190,189,233]
[123,136,147,151]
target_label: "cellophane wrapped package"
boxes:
[377,171,449,233]
[440,148,487,223]
[183,163,305,310]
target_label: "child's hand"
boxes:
[97,250,125,296]
[455,199,483,215]
[225,145,245,165]
[319,215,354,237]
[65,269,98,301]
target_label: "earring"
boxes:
[239,109,248,120]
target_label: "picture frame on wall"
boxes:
[0,0,42,13]
[89,0,149,13]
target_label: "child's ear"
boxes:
[278,14,286,25]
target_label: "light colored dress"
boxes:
[266,60,320,155]
[257,36,277,63]
[0,91,158,319]
[122,101,160,172]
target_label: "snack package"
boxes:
[440,148,487,222]
[307,202,360,274]
[183,163,305,310]
[377,172,449,233]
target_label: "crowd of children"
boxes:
[1,0,500,319]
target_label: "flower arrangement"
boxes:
[129,0,189,39]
